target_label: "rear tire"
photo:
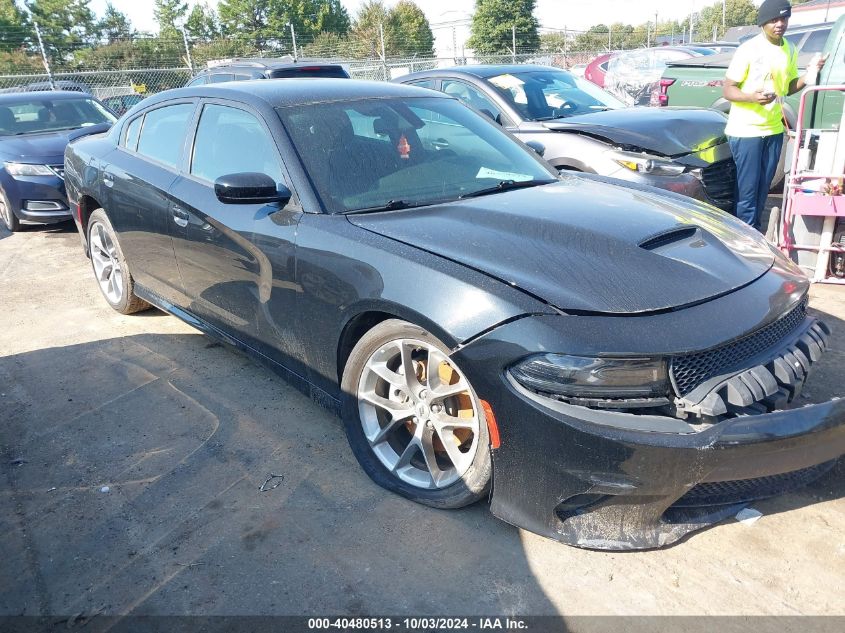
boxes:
[341,319,492,509]
[0,188,20,232]
[87,209,150,314]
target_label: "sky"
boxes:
[85,0,753,35]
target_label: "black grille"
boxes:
[701,159,736,211]
[670,298,808,395]
[49,164,65,179]
[672,461,835,507]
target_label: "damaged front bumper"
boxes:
[455,291,844,550]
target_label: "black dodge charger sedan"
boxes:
[64,79,844,550]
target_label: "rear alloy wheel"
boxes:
[0,189,20,232]
[87,209,150,314]
[341,319,491,508]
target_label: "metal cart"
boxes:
[778,85,845,284]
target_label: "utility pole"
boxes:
[608,24,612,51]
[722,0,727,39]
[181,28,194,74]
[33,22,55,91]
[563,26,568,67]
[288,22,298,61]
[512,25,517,64]
[379,22,387,80]
[452,26,457,64]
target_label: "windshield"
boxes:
[486,70,625,121]
[277,96,556,214]
[0,96,116,136]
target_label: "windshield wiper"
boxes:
[459,179,555,199]
[344,199,419,214]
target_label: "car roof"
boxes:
[0,91,97,104]
[142,79,447,109]
[399,64,567,82]
[199,57,345,72]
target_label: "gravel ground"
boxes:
[1,218,843,623]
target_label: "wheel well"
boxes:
[78,195,102,235]
[336,311,395,382]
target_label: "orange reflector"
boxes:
[480,399,501,449]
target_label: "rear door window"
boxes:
[208,73,234,83]
[136,103,194,169]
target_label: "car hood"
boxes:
[541,107,728,157]
[0,124,110,162]
[348,177,774,315]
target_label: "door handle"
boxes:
[172,206,189,228]
[102,172,114,188]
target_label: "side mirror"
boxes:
[525,141,545,157]
[214,172,291,205]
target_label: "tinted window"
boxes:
[191,104,282,183]
[409,79,436,89]
[136,103,194,168]
[277,97,555,214]
[269,66,349,78]
[187,76,207,86]
[441,79,509,125]
[123,116,142,150]
[209,73,234,83]
[801,29,830,54]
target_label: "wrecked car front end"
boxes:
[453,263,843,550]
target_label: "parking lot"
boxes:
[1,221,844,620]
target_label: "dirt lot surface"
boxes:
[1,221,844,621]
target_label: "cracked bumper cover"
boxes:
[454,306,845,550]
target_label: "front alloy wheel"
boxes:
[342,320,491,508]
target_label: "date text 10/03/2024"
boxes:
[307,618,529,630]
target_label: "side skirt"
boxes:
[133,284,342,416]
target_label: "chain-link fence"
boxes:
[0,67,192,97]
[0,52,604,99]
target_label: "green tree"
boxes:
[218,0,271,47]
[467,0,540,55]
[0,0,30,52]
[696,0,757,40]
[312,1,351,37]
[154,0,188,38]
[100,3,132,44]
[185,2,219,40]
[388,1,433,57]
[348,0,433,58]
[350,0,390,57]
[26,0,100,58]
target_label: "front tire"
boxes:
[341,319,492,509]
[0,188,20,232]
[87,209,150,314]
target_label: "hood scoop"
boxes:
[639,227,701,251]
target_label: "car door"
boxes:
[103,100,196,305]
[168,99,302,362]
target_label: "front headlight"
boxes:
[608,150,686,177]
[509,354,669,398]
[4,162,54,177]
